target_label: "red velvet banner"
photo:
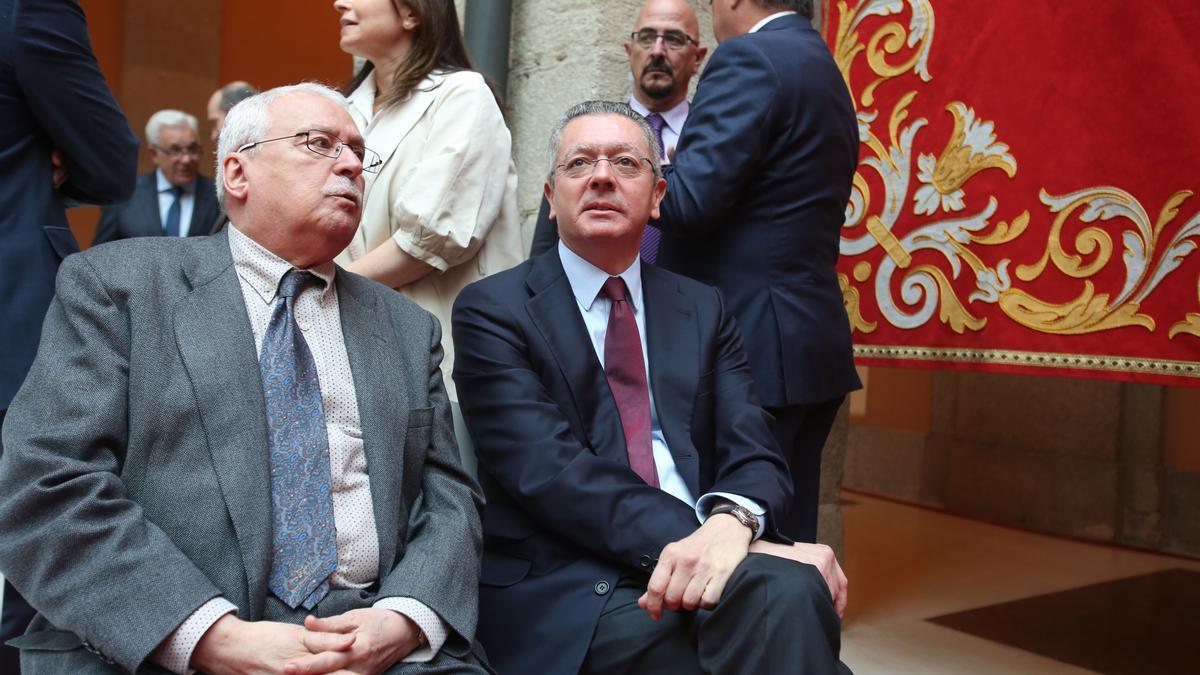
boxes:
[822,0,1200,384]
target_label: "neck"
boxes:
[634,89,685,114]
[564,240,638,276]
[367,41,412,100]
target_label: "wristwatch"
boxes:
[710,504,760,538]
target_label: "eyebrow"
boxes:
[308,126,366,147]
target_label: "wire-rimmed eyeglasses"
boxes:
[554,155,654,180]
[236,129,383,173]
[630,29,698,50]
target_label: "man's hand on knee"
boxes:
[190,614,355,674]
[638,514,753,620]
[749,540,848,617]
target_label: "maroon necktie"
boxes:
[600,277,659,487]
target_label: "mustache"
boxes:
[642,57,673,77]
[323,177,363,204]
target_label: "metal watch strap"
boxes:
[710,503,760,537]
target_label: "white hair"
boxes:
[145,109,198,147]
[214,82,351,209]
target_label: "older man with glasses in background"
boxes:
[92,109,222,245]
[0,82,488,674]
[529,0,707,259]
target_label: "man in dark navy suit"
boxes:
[653,0,861,543]
[92,109,220,245]
[0,0,138,669]
[454,100,849,675]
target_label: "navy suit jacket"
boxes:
[452,250,792,675]
[0,0,137,410]
[92,172,220,245]
[653,14,861,407]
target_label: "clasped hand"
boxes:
[191,608,422,674]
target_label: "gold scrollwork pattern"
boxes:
[831,0,1200,367]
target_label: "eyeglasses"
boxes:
[154,144,203,158]
[630,29,698,50]
[555,155,654,180]
[236,129,383,173]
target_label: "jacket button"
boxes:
[639,555,651,568]
[594,580,611,595]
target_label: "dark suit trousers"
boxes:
[1,408,36,674]
[580,553,850,675]
[767,397,846,543]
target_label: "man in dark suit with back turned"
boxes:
[653,0,861,543]
[454,100,849,675]
[0,83,486,674]
[0,0,138,670]
[92,109,220,245]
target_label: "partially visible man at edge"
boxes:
[0,83,487,674]
[0,0,138,670]
[528,0,707,258]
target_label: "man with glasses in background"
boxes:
[455,100,849,675]
[0,83,487,674]
[529,0,706,258]
[92,109,221,245]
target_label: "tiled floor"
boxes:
[840,491,1200,675]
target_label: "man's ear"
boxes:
[543,181,557,221]
[648,176,667,221]
[222,154,249,203]
[694,45,709,66]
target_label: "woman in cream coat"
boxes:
[334,0,523,399]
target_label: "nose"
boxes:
[335,145,364,179]
[588,158,617,188]
[333,0,348,13]
[649,35,669,57]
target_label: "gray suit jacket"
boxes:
[0,230,482,673]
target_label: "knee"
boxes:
[732,552,834,611]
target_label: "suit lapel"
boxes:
[524,252,629,467]
[358,78,439,206]
[173,230,274,612]
[188,177,219,237]
[642,265,700,496]
[336,273,407,577]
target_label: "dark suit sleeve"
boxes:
[0,256,225,672]
[452,285,701,572]
[653,39,776,235]
[13,0,138,205]
[701,285,793,534]
[528,196,559,257]
[377,314,483,649]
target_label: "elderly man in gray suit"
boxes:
[0,83,486,674]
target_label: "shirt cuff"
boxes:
[696,492,769,541]
[373,597,449,662]
[150,597,238,675]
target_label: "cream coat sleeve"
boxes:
[386,74,511,272]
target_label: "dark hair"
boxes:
[344,0,494,109]
[219,83,259,113]
[757,0,814,19]
[546,100,662,184]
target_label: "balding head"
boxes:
[624,0,707,112]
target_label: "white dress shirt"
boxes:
[557,242,767,531]
[154,169,195,237]
[152,226,447,673]
[749,10,798,34]
[628,97,689,163]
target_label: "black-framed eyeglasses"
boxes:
[630,29,697,50]
[555,155,654,180]
[154,143,203,158]
[236,129,383,173]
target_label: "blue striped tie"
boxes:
[259,270,338,610]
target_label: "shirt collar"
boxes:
[155,169,194,195]
[227,223,337,305]
[749,10,797,33]
[627,96,690,138]
[557,240,642,313]
[346,71,376,129]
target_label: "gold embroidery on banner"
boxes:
[852,344,1200,378]
[829,0,1200,358]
